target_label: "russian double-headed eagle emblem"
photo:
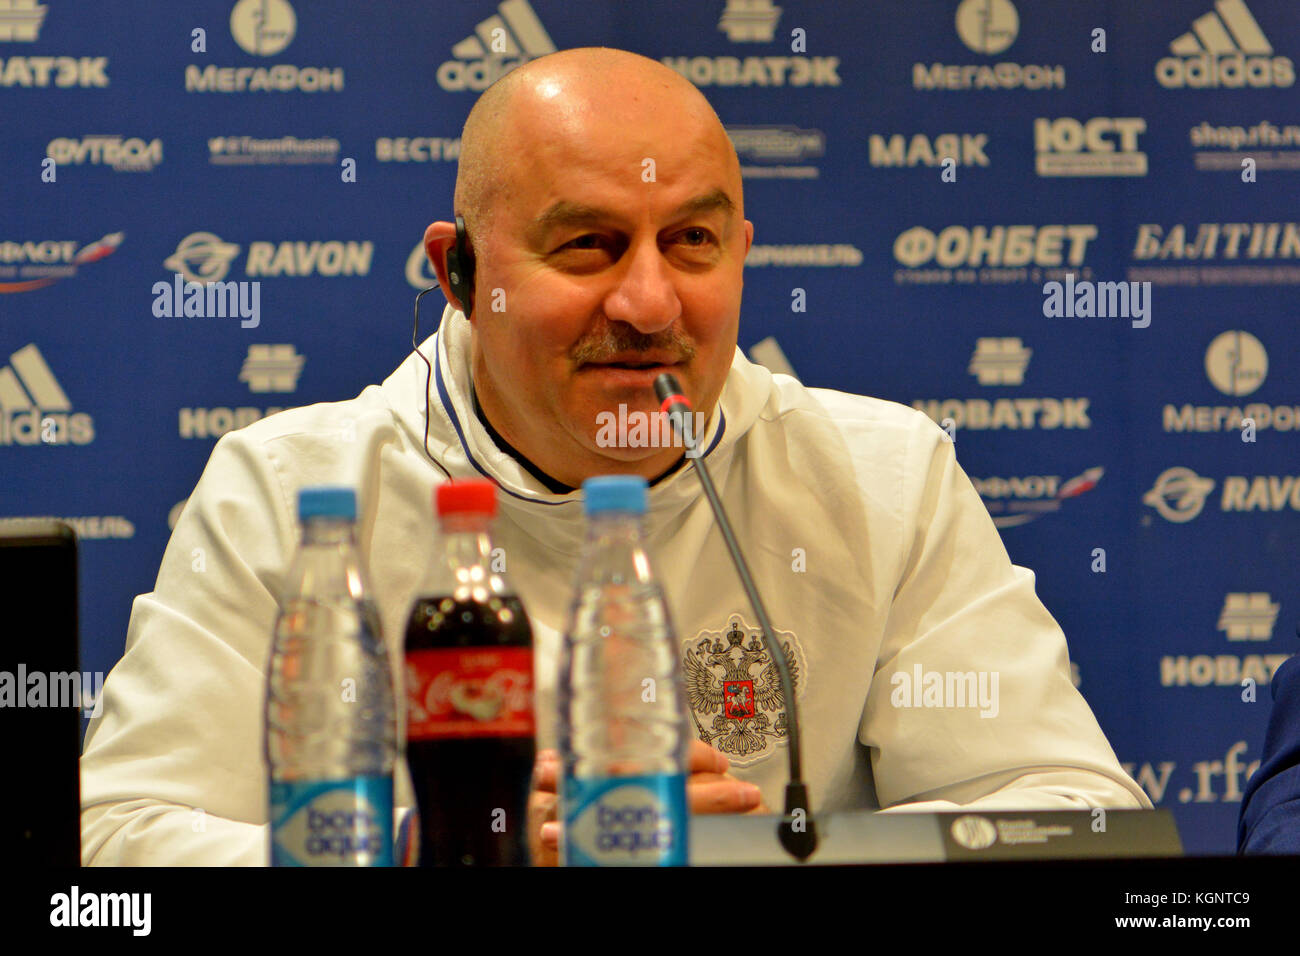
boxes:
[682,614,805,767]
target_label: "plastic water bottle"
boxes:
[558,476,690,866]
[265,487,396,866]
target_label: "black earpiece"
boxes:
[446,214,475,317]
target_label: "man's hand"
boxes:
[527,740,772,866]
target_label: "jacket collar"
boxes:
[385,304,774,555]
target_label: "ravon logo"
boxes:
[1143,467,1216,522]
[164,232,372,281]
[165,232,241,283]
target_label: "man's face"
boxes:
[466,82,753,478]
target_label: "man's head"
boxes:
[424,47,753,488]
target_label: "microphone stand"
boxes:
[654,373,818,861]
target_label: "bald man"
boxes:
[80,48,1151,866]
[422,47,748,492]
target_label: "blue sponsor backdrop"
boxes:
[2,0,1297,854]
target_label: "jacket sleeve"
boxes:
[859,414,1152,812]
[79,428,297,865]
[1237,654,1300,853]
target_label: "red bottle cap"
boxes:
[435,479,498,517]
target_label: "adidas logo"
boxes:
[0,344,94,445]
[437,0,556,92]
[1156,0,1294,88]
[0,0,47,42]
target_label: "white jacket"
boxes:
[80,306,1151,865]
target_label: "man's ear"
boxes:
[743,219,754,257]
[423,221,469,316]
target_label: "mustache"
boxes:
[570,323,697,365]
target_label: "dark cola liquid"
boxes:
[405,594,535,867]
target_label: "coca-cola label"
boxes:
[405,647,534,739]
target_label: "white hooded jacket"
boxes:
[79,305,1151,865]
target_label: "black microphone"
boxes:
[654,372,818,862]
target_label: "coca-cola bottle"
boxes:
[403,479,535,866]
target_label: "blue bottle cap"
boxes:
[298,486,357,521]
[582,476,647,516]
